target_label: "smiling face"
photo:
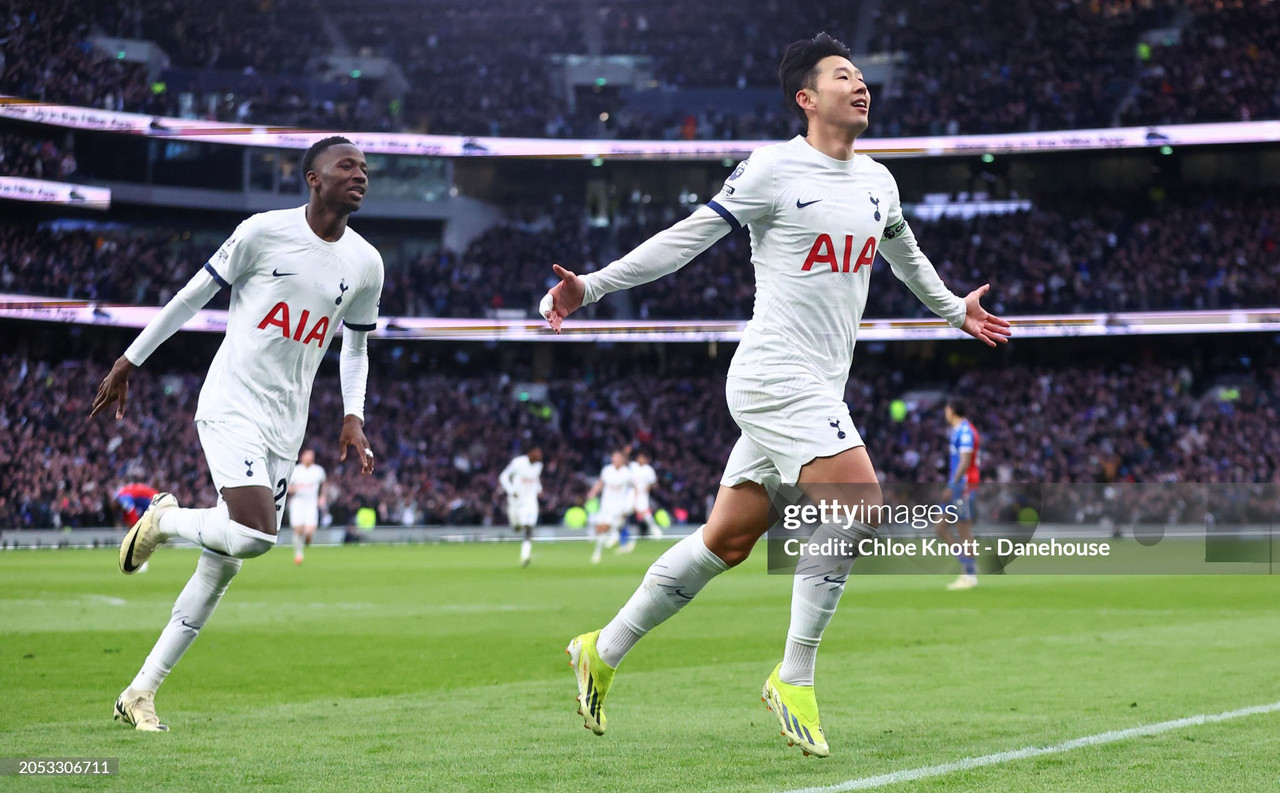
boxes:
[306,143,368,214]
[797,55,871,136]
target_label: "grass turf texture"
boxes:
[2,542,1278,792]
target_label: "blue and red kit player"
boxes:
[116,483,159,527]
[935,398,981,589]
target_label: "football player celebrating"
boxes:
[542,34,1009,757]
[90,136,384,731]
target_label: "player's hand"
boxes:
[89,355,136,420]
[960,284,1012,347]
[538,263,585,333]
[338,414,375,475]
[941,487,953,502]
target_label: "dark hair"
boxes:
[778,32,853,125]
[302,135,354,178]
[947,398,969,418]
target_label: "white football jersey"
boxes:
[630,462,657,495]
[630,461,657,511]
[193,207,383,458]
[597,463,634,512]
[707,136,964,391]
[578,137,964,399]
[499,455,543,501]
[289,463,326,508]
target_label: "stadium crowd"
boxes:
[597,2,849,90]
[89,0,323,78]
[377,204,607,318]
[4,187,1276,318]
[2,0,162,114]
[2,340,1276,530]
[864,0,1184,136]
[0,222,226,308]
[1120,0,1280,126]
[0,132,76,181]
[4,0,1279,137]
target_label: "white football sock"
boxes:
[596,526,729,668]
[293,528,305,557]
[780,521,870,686]
[158,503,225,545]
[159,503,275,559]
[520,537,532,564]
[130,549,242,692]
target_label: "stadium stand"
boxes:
[2,339,1275,529]
[865,0,1185,135]
[1120,0,1280,126]
[0,132,76,180]
[5,0,1279,137]
[2,0,159,112]
[89,0,324,77]
[0,222,227,308]
[3,186,1275,318]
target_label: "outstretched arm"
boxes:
[540,204,739,331]
[89,268,222,419]
[338,328,375,475]
[541,151,775,331]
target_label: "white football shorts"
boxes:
[507,498,538,528]
[594,502,628,530]
[197,419,296,531]
[720,373,864,488]
[289,501,320,528]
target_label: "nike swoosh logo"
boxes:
[796,199,822,208]
[272,269,297,277]
[823,575,848,585]
[122,525,141,572]
[673,588,695,600]
[180,619,202,630]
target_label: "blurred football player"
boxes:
[287,449,327,566]
[583,450,633,564]
[934,399,981,590]
[630,452,663,541]
[499,446,543,567]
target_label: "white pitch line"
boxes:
[784,700,1280,793]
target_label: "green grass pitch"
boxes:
[2,541,1279,792]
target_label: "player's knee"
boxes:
[718,547,751,567]
[225,522,277,559]
[706,535,754,567]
